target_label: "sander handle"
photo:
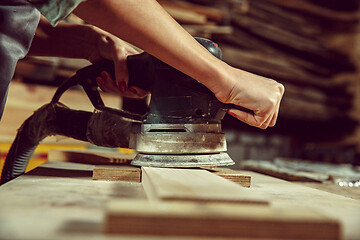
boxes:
[76,56,254,116]
[223,103,253,114]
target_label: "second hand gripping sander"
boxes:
[1,38,251,184]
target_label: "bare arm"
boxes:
[29,17,148,97]
[73,0,284,129]
[73,0,224,92]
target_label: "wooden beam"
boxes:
[158,0,224,22]
[104,199,340,239]
[141,167,267,204]
[163,6,208,25]
[92,165,141,182]
[203,167,251,187]
[240,160,330,182]
[48,149,135,165]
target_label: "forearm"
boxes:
[28,17,100,60]
[72,0,228,92]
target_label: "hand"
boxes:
[89,27,149,98]
[214,65,285,129]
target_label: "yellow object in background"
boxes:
[0,142,135,180]
[0,142,88,179]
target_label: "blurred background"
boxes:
[1,0,359,183]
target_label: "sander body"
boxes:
[53,37,251,167]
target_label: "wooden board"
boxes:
[92,165,250,186]
[50,150,251,186]
[92,165,141,182]
[141,167,267,204]
[105,199,340,239]
[240,159,330,182]
[1,161,359,240]
[158,0,224,22]
[48,149,135,165]
[204,167,251,187]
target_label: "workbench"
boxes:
[0,161,359,240]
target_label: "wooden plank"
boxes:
[105,199,340,239]
[48,149,135,165]
[203,167,251,187]
[1,161,359,240]
[92,165,141,182]
[141,167,267,204]
[245,170,360,240]
[158,0,224,22]
[163,6,208,25]
[240,159,330,182]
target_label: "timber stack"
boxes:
[159,0,360,147]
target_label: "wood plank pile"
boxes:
[104,167,342,239]
[46,150,343,239]
[219,0,359,123]
[160,0,360,124]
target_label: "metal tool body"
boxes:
[50,38,252,167]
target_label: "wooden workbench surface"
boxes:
[0,161,359,240]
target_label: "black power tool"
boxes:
[1,38,251,184]
[54,37,250,167]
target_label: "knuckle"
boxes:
[277,83,285,95]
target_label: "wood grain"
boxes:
[158,0,224,22]
[1,161,358,240]
[48,149,135,165]
[142,167,266,204]
[93,165,141,182]
[105,199,340,239]
[203,167,251,187]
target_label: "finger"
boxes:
[121,87,150,99]
[98,71,121,94]
[259,113,274,129]
[228,109,267,129]
[269,104,280,127]
[114,57,129,93]
[128,86,150,98]
[96,77,108,93]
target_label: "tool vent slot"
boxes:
[148,129,187,133]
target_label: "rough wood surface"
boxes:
[240,159,330,182]
[0,162,359,240]
[48,149,135,165]
[158,0,224,22]
[142,167,267,204]
[105,200,340,239]
[92,165,141,182]
[203,167,251,187]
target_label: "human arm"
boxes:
[73,0,284,129]
[28,17,147,98]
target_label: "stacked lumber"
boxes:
[210,0,360,123]
[158,0,234,37]
[105,167,342,239]
[159,0,359,148]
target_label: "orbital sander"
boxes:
[1,38,251,184]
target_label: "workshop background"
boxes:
[1,0,360,178]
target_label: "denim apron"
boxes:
[0,0,40,120]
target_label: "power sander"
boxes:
[1,37,251,184]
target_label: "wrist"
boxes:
[201,61,237,103]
